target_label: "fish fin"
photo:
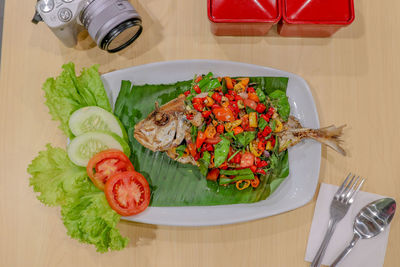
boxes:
[312,125,346,156]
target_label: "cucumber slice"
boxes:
[67,131,131,166]
[69,106,128,140]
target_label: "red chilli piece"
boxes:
[206,144,214,152]
[194,85,201,94]
[193,103,204,112]
[257,160,268,168]
[262,126,272,137]
[184,90,191,96]
[260,114,270,122]
[225,93,235,101]
[195,76,203,83]
[186,114,194,120]
[255,169,266,175]
[211,103,220,110]
[233,153,241,164]
[250,165,257,173]
[220,162,228,170]
[266,107,275,117]
[217,124,225,134]
[247,87,255,93]
[200,144,207,152]
[257,132,265,141]
[212,92,222,102]
[192,97,203,104]
[256,103,266,113]
[270,137,276,148]
[202,110,212,118]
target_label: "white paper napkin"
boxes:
[305,183,393,267]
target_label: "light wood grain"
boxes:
[1,0,399,266]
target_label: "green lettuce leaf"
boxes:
[28,144,128,252]
[61,187,128,253]
[42,62,111,138]
[28,144,88,206]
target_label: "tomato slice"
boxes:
[240,152,255,168]
[206,169,220,181]
[243,99,257,110]
[87,149,134,190]
[204,136,222,144]
[105,171,150,216]
[212,107,235,122]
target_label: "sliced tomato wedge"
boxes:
[212,107,235,122]
[240,152,255,168]
[104,171,150,216]
[243,99,257,110]
[206,169,220,181]
[204,136,222,144]
[87,149,134,190]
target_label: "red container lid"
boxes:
[208,0,280,23]
[283,0,354,25]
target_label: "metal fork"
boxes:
[310,173,365,267]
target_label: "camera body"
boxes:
[36,0,142,52]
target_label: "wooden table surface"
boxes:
[1,0,399,266]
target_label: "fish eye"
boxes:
[154,112,169,126]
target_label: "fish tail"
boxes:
[311,125,346,156]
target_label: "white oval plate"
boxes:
[101,60,321,226]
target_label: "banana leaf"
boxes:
[114,77,289,206]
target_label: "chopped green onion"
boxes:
[227,150,240,162]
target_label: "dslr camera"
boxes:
[33,0,142,53]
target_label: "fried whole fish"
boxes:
[134,95,346,165]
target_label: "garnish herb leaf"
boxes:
[191,125,198,143]
[198,72,213,89]
[235,131,257,147]
[176,145,186,158]
[258,118,268,131]
[214,136,230,167]
[203,78,221,92]
[256,88,266,102]
[223,131,236,140]
[269,119,276,132]
[198,151,211,176]
[246,106,256,114]
[269,90,290,121]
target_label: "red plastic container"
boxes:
[207,0,281,36]
[278,0,355,37]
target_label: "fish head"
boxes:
[134,96,187,152]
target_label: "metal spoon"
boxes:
[330,198,396,266]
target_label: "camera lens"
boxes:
[101,19,142,53]
[80,0,142,53]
